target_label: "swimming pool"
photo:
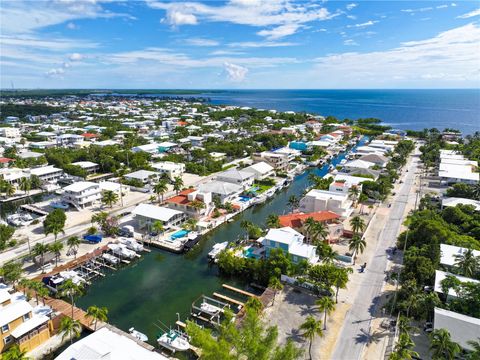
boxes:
[171,229,190,240]
[238,196,251,202]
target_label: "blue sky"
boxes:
[1,0,479,89]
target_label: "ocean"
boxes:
[163,89,479,135]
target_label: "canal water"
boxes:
[74,138,366,346]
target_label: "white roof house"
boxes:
[29,165,63,177]
[442,197,480,211]
[124,170,159,183]
[131,143,160,154]
[198,181,243,196]
[440,244,480,267]
[329,173,371,187]
[63,181,99,193]
[243,162,275,179]
[262,227,318,264]
[71,161,99,169]
[434,307,480,351]
[56,326,167,360]
[343,159,376,170]
[0,301,32,327]
[433,270,479,297]
[133,204,183,222]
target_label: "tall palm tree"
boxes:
[348,235,366,264]
[173,176,184,195]
[389,333,419,360]
[59,279,84,319]
[86,305,108,330]
[67,236,81,259]
[33,243,49,272]
[37,285,49,306]
[348,185,360,207]
[19,177,31,195]
[101,190,119,208]
[333,267,352,304]
[430,329,461,360]
[299,315,324,360]
[59,316,82,344]
[265,214,280,229]
[312,221,329,245]
[1,344,28,360]
[304,217,316,242]
[316,296,335,330]
[268,277,283,305]
[453,248,479,278]
[471,183,480,201]
[50,241,63,267]
[287,195,299,212]
[321,245,338,265]
[358,193,369,214]
[184,218,198,231]
[4,183,15,197]
[350,215,366,235]
[240,220,253,238]
[154,180,168,203]
[151,220,164,241]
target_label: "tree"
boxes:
[350,215,366,235]
[4,182,15,197]
[266,214,280,229]
[59,279,84,319]
[184,218,198,231]
[1,261,23,289]
[30,174,42,189]
[173,176,184,195]
[440,275,460,302]
[0,224,15,250]
[36,285,49,306]
[86,305,108,330]
[151,220,164,240]
[466,338,480,360]
[316,296,335,330]
[33,243,49,272]
[67,236,81,259]
[311,221,329,245]
[430,329,461,360]
[50,241,64,267]
[320,245,338,265]
[348,185,360,207]
[59,316,82,344]
[287,195,299,212]
[389,333,419,360]
[333,267,352,303]
[299,315,323,360]
[154,180,168,203]
[19,177,31,195]
[453,248,479,278]
[348,235,366,264]
[269,277,283,306]
[358,193,369,214]
[1,344,28,360]
[304,217,317,242]
[190,199,206,213]
[245,297,264,315]
[43,208,66,241]
[101,190,119,208]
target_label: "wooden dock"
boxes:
[222,284,256,298]
[45,297,98,331]
[213,292,244,307]
[21,204,49,216]
[175,320,186,329]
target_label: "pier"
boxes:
[222,284,257,298]
[45,297,100,331]
[213,292,244,307]
[20,204,49,216]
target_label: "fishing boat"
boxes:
[200,301,223,316]
[42,270,86,293]
[107,243,136,259]
[50,201,69,210]
[7,213,33,227]
[208,241,228,261]
[102,253,120,265]
[157,329,190,353]
[340,159,347,165]
[118,237,144,252]
[129,327,148,342]
[187,231,198,241]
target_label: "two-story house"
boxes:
[151,162,185,181]
[215,169,255,190]
[299,189,354,219]
[62,181,101,210]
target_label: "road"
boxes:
[331,147,420,360]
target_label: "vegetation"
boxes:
[43,209,67,241]
[59,316,82,345]
[86,305,108,330]
[0,224,15,250]
[1,344,29,360]
[299,315,323,360]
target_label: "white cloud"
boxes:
[228,40,298,48]
[436,5,448,9]
[401,7,433,13]
[66,22,77,30]
[346,3,357,11]
[164,10,198,26]
[45,67,65,77]
[224,62,248,81]
[451,3,457,6]
[343,39,358,46]
[257,24,301,40]
[69,53,84,61]
[210,50,245,56]
[348,20,378,28]
[0,35,98,50]
[184,38,219,46]
[457,8,480,19]
[347,15,357,20]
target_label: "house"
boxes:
[157,141,178,153]
[358,154,389,168]
[198,181,243,204]
[278,211,343,242]
[242,162,275,180]
[260,227,318,264]
[71,161,100,174]
[56,326,167,360]
[124,170,159,185]
[433,270,479,299]
[289,141,310,152]
[28,165,63,183]
[343,159,376,172]
[299,189,354,218]
[164,189,209,217]
[56,134,84,147]
[252,152,289,172]
[17,152,44,160]
[62,181,101,209]
[29,141,57,150]
[151,162,185,181]
[186,136,204,146]
[215,169,255,190]
[433,307,480,351]
[0,158,14,168]
[99,181,129,198]
[210,152,227,161]
[0,287,52,354]
[132,203,186,230]
[274,147,301,162]
[131,143,161,154]
[440,244,480,269]
[441,197,480,211]
[0,128,20,139]
[0,168,27,186]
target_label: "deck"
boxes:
[45,297,101,331]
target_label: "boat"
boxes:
[208,241,228,260]
[7,213,34,227]
[129,327,148,342]
[187,231,198,241]
[157,329,190,353]
[108,243,137,259]
[264,188,276,198]
[200,301,223,316]
[42,270,86,293]
[50,201,69,210]
[118,237,144,252]
[102,253,120,265]
[340,159,347,165]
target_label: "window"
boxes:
[23,313,31,322]
[1,324,9,333]
[3,335,12,345]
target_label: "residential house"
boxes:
[99,181,129,198]
[433,307,480,351]
[0,128,20,139]
[131,143,161,154]
[124,170,159,185]
[132,203,186,230]
[252,151,289,172]
[433,270,479,300]
[71,161,100,175]
[440,244,480,270]
[151,162,185,181]
[62,181,101,209]
[56,134,84,148]
[0,158,14,168]
[441,197,480,211]
[242,162,275,180]
[164,189,209,217]
[215,169,255,190]
[198,181,243,204]
[299,189,354,218]
[28,166,63,183]
[278,211,343,243]
[358,154,389,168]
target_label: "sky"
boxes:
[1,0,480,89]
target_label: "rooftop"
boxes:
[133,203,183,222]
[278,211,340,228]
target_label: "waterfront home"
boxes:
[299,189,354,219]
[198,181,243,204]
[252,151,289,172]
[215,169,255,190]
[260,227,318,264]
[132,203,186,230]
[439,244,480,270]
[56,326,167,360]
[274,147,302,162]
[433,270,479,299]
[164,189,209,217]
[0,168,27,187]
[242,162,275,180]
[340,167,380,180]
[151,161,185,181]
[0,287,52,354]
[0,128,20,139]
[343,159,376,172]
[56,134,84,148]
[124,170,159,185]
[278,211,343,243]
[28,165,64,183]
[358,154,389,168]
[328,173,372,188]
[99,181,129,198]
[368,139,397,152]
[71,161,100,175]
[62,181,101,210]
[441,197,480,211]
[433,307,480,352]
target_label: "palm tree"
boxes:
[67,236,81,259]
[184,218,198,231]
[240,220,253,238]
[154,180,168,203]
[245,297,263,315]
[19,177,31,195]
[190,199,205,213]
[269,277,283,306]
[37,285,49,306]
[440,274,460,302]
[59,316,82,344]
[299,315,323,360]
[33,243,49,272]
[389,333,419,360]
[151,220,164,241]
[19,278,32,297]
[86,305,108,330]
[304,217,316,242]
[311,221,329,245]
[266,214,280,229]
[471,183,480,201]
[430,329,461,360]
[466,338,480,360]
[358,193,369,214]
[59,279,84,319]
[4,183,15,197]
[333,267,352,304]
[101,190,119,208]
[348,235,366,264]
[173,176,184,195]
[287,195,299,212]
[2,344,28,360]
[348,185,360,207]
[50,241,64,267]
[350,215,366,235]
[316,296,335,330]
[320,245,338,265]
[453,248,479,278]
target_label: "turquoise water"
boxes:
[171,229,189,239]
[75,137,367,346]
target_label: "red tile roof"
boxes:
[81,133,99,138]
[0,157,14,163]
[278,211,340,228]
[165,188,196,205]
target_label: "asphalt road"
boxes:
[332,149,420,360]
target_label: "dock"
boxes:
[20,204,49,216]
[213,292,244,307]
[175,320,186,329]
[222,284,256,298]
[45,297,99,331]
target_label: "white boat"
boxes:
[340,159,347,165]
[157,330,190,353]
[102,253,119,265]
[264,188,276,198]
[108,243,136,259]
[118,237,144,252]
[187,231,198,241]
[7,213,34,227]
[208,241,228,260]
[200,301,223,316]
[129,327,148,342]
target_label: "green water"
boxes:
[75,139,365,346]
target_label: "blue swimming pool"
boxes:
[239,196,251,202]
[171,229,189,240]
[244,247,256,258]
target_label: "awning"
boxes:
[11,315,49,338]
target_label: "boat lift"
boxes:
[191,295,229,325]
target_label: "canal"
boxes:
[75,138,366,346]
